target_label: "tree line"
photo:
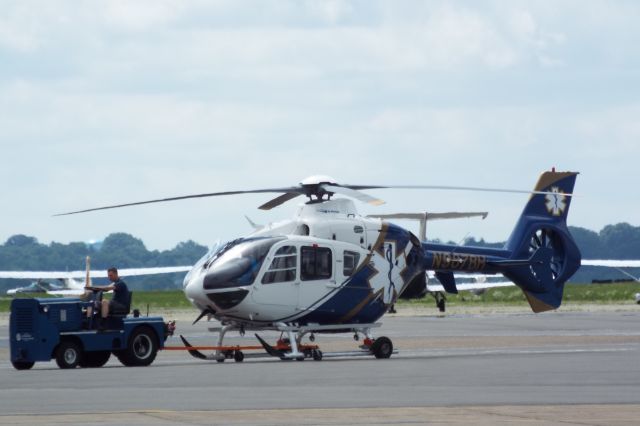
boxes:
[1,223,639,292]
[0,233,208,292]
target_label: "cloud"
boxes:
[1,1,570,85]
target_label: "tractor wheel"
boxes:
[55,340,83,369]
[119,327,158,367]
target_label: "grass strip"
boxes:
[1,282,639,313]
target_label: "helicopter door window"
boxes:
[262,245,297,284]
[301,246,332,281]
[343,250,360,276]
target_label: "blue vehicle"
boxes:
[10,297,170,370]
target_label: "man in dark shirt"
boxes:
[85,267,130,322]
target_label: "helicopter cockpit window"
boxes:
[343,250,360,276]
[301,246,332,281]
[262,245,297,284]
[205,237,283,287]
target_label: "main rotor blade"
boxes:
[258,192,301,210]
[54,187,302,216]
[321,184,385,206]
[344,184,574,197]
[54,178,574,217]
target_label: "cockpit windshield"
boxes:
[183,239,224,288]
[203,237,284,289]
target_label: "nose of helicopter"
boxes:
[184,275,203,301]
[183,268,251,311]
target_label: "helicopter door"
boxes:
[251,245,299,309]
[297,245,334,311]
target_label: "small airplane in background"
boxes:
[7,278,75,296]
[6,279,66,295]
[1,256,191,296]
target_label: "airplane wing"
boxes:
[425,271,514,293]
[0,266,192,280]
[581,260,640,268]
[0,271,78,280]
[580,259,640,283]
[426,280,514,293]
[47,289,87,296]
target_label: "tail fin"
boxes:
[503,170,581,312]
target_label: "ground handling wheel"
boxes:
[234,350,244,363]
[371,336,393,359]
[217,349,235,363]
[118,326,158,367]
[79,351,111,368]
[55,340,83,369]
[312,349,323,361]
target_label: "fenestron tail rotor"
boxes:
[528,228,565,281]
[54,173,575,216]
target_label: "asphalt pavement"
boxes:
[1,310,639,425]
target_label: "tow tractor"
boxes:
[9,295,173,370]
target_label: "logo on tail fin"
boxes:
[544,187,566,216]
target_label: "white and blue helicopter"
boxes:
[57,170,582,361]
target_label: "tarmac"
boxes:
[1,305,639,425]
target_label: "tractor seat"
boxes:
[110,291,132,317]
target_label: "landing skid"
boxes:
[171,322,395,362]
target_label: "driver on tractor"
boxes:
[84,267,130,329]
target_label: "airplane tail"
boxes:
[501,170,581,312]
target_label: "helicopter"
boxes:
[57,170,581,361]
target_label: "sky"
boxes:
[1,0,639,252]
